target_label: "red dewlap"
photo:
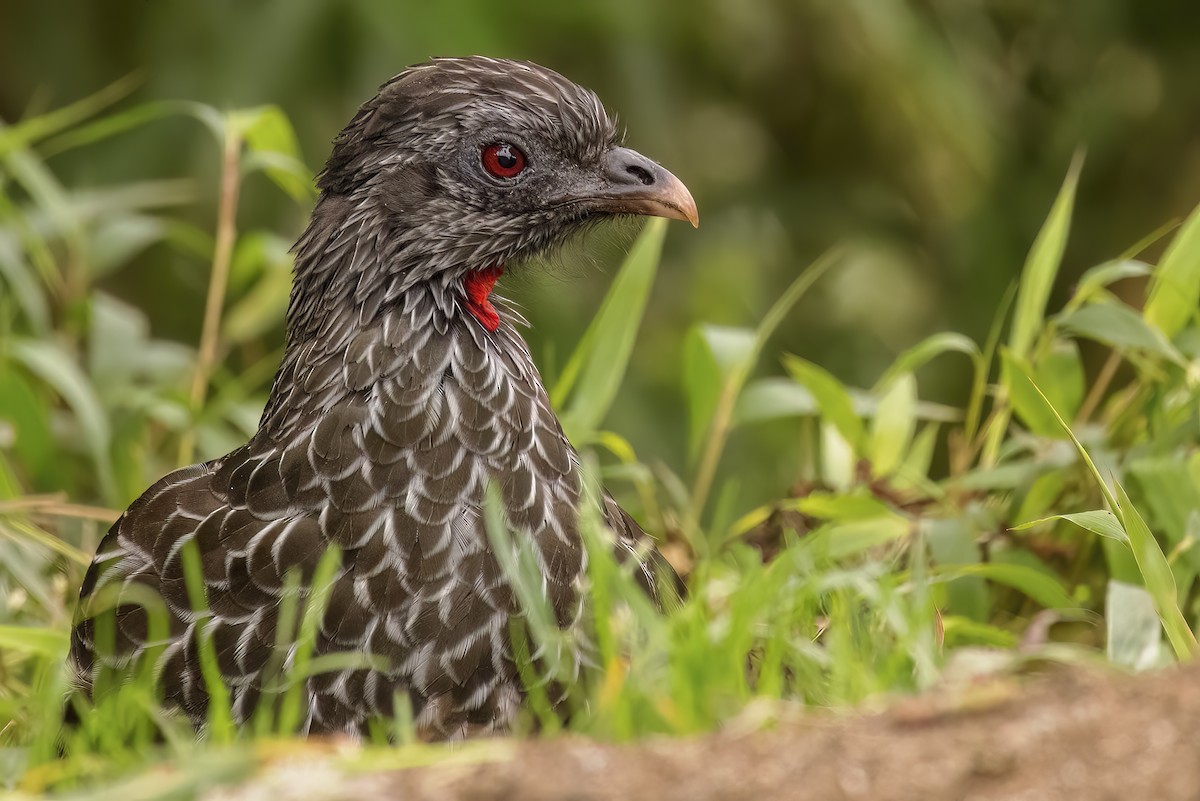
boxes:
[463,265,505,332]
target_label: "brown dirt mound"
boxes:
[215,662,1200,801]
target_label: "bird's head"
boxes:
[303,57,696,327]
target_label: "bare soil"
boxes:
[213,662,1200,801]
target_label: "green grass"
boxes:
[4,87,1200,798]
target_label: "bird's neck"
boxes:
[257,193,513,437]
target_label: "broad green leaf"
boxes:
[733,377,959,429]
[1058,302,1182,363]
[931,562,1076,611]
[868,372,917,475]
[11,339,116,503]
[233,105,314,202]
[1013,509,1127,544]
[89,292,149,383]
[1128,457,1200,571]
[3,142,83,258]
[1106,580,1163,671]
[783,355,864,450]
[874,332,980,392]
[1001,349,1061,437]
[90,213,168,277]
[1145,200,1200,337]
[681,329,720,459]
[941,617,1018,648]
[0,363,54,486]
[0,234,51,333]
[793,491,894,521]
[820,421,856,491]
[1070,259,1151,307]
[953,461,1040,491]
[894,421,938,487]
[1034,339,1085,422]
[0,527,62,611]
[807,515,911,561]
[725,491,893,542]
[1009,155,1082,359]
[222,234,293,344]
[557,219,665,440]
[683,324,755,458]
[732,376,818,427]
[1013,470,1067,525]
[925,518,987,622]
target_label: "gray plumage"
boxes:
[70,56,695,739]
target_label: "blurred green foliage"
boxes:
[3,0,1199,503]
[4,2,1200,796]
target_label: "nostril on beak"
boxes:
[625,164,655,186]
[605,147,663,187]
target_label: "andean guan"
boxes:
[69,57,696,739]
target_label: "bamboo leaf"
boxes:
[11,339,116,503]
[782,355,864,451]
[236,105,314,202]
[1009,155,1082,359]
[1114,481,1196,660]
[1071,259,1151,306]
[1145,201,1200,338]
[874,332,980,392]
[931,563,1077,611]
[1059,302,1183,363]
[1013,509,1128,544]
[1019,368,1196,659]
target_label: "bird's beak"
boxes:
[580,147,699,228]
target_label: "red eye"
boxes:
[481,143,526,179]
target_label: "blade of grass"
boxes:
[38,100,191,158]
[959,281,1015,471]
[982,155,1082,466]
[1009,153,1083,359]
[0,625,68,657]
[180,539,235,743]
[554,218,666,441]
[277,546,342,735]
[0,74,140,155]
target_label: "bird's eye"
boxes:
[481,143,527,179]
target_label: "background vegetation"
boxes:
[2,0,1200,797]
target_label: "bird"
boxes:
[69,56,697,740]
